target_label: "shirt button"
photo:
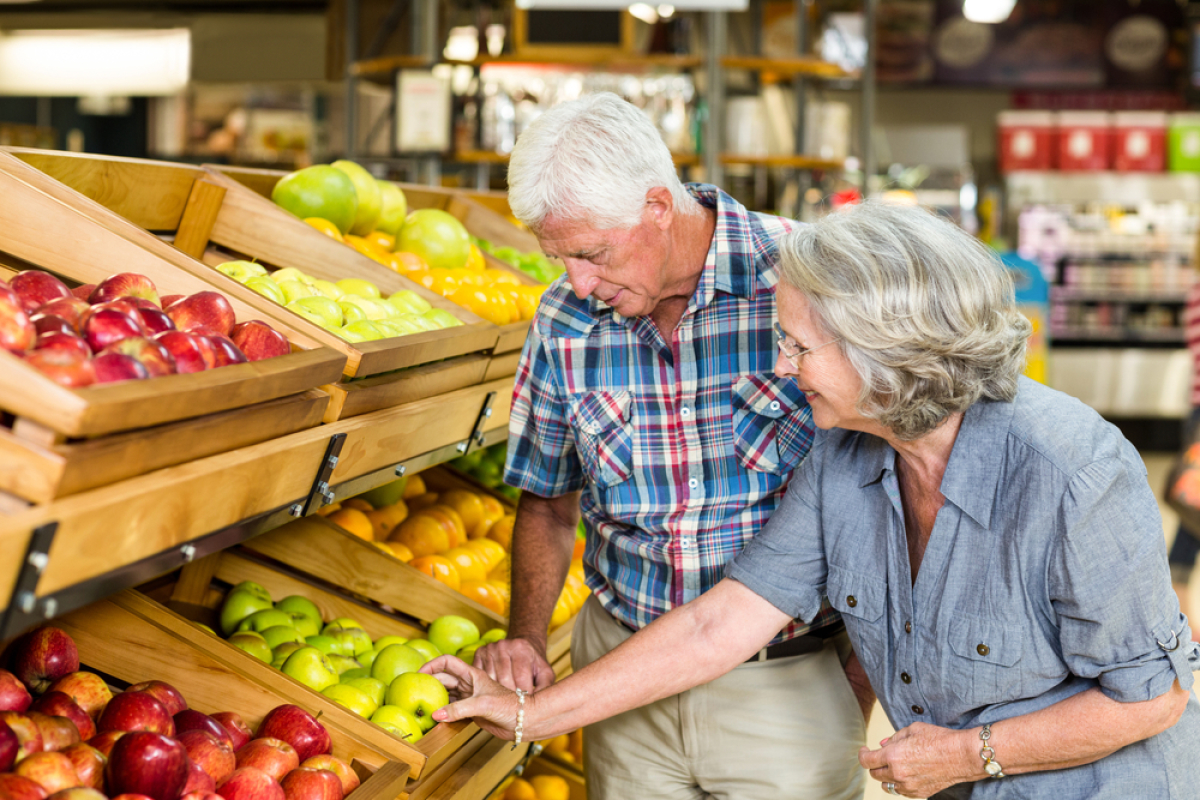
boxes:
[900,672,912,684]
[769,400,780,411]
[911,705,924,715]
[846,595,857,608]
[688,478,698,489]
[977,644,990,656]
[681,407,691,418]
[904,621,912,634]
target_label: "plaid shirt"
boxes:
[505,184,838,640]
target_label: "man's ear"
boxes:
[645,186,675,231]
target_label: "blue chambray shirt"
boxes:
[728,377,1200,799]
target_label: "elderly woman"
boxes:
[424,202,1200,799]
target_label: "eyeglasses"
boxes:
[773,322,839,369]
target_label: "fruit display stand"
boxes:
[0,149,499,422]
[42,592,413,798]
[521,757,587,800]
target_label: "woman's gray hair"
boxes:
[507,93,700,231]
[778,201,1032,440]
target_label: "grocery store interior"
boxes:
[1,1,1200,799]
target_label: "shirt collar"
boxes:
[688,183,771,307]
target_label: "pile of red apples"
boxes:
[0,627,359,800]
[0,270,292,388]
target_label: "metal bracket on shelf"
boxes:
[0,522,58,641]
[457,391,497,456]
[289,433,348,518]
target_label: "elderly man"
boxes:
[472,92,869,800]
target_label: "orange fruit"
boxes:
[568,560,585,584]
[365,503,407,540]
[304,217,344,242]
[572,537,585,561]
[487,514,516,550]
[388,514,450,558]
[373,541,414,562]
[564,572,589,611]
[402,474,426,499]
[530,775,569,800]
[327,508,374,541]
[483,268,521,286]
[459,580,506,616]
[503,778,536,800]
[391,251,429,273]
[314,502,341,517]
[442,547,488,582]
[465,243,486,272]
[549,596,572,630]
[463,538,506,570]
[487,579,511,608]
[473,495,505,538]
[488,555,510,583]
[365,230,395,252]
[541,734,569,755]
[345,234,393,264]
[448,285,497,324]
[342,498,374,512]
[410,555,460,591]
[514,286,545,321]
[440,490,485,535]
[420,505,467,548]
[406,492,440,512]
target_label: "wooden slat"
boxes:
[400,730,490,800]
[483,351,521,383]
[493,322,531,355]
[322,354,490,422]
[720,55,851,79]
[170,553,222,607]
[423,736,529,800]
[546,614,575,667]
[173,178,228,258]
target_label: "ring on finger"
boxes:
[884,782,899,796]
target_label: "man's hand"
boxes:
[472,635,557,693]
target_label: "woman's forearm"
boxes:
[524,579,792,739]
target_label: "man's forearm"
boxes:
[507,491,581,649]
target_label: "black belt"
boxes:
[744,622,845,663]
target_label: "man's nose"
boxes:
[564,261,600,299]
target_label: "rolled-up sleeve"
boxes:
[1049,455,1200,702]
[504,326,585,497]
[726,438,828,622]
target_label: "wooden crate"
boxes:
[48,592,412,799]
[0,149,498,384]
[0,159,346,440]
[523,757,586,800]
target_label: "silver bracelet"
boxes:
[980,723,1005,778]
[511,688,526,751]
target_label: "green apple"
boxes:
[401,313,440,332]
[246,276,287,304]
[282,646,340,691]
[362,481,407,509]
[328,654,364,675]
[325,617,366,631]
[272,267,315,285]
[280,279,318,304]
[372,320,406,339]
[305,635,343,655]
[480,628,507,644]
[403,639,441,663]
[288,296,344,330]
[371,644,426,684]
[373,635,409,650]
[236,608,295,634]
[271,640,306,668]
[427,616,480,656]
[370,705,424,742]
[276,595,322,626]
[322,683,378,718]
[228,631,272,663]
[310,279,344,300]
[385,672,449,732]
[338,320,383,343]
[357,649,380,669]
[336,278,381,299]
[340,295,389,321]
[455,641,483,665]
[338,300,368,324]
[343,676,387,708]
[332,160,383,237]
[193,622,218,637]
[272,165,359,235]
[284,612,321,639]
[423,309,463,329]
[376,180,408,238]
[339,667,370,681]
[387,290,432,315]
[219,583,273,635]
[261,625,306,650]
[325,626,373,657]
[217,260,266,283]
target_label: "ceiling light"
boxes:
[962,0,1016,24]
[0,29,190,96]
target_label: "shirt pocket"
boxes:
[826,563,888,676]
[730,375,812,475]
[945,614,1026,708]
[571,390,634,490]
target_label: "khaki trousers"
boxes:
[570,595,866,800]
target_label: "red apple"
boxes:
[36,299,89,332]
[0,774,49,800]
[14,751,80,794]
[215,769,283,800]
[181,793,222,800]
[0,712,43,760]
[208,715,249,753]
[96,693,173,737]
[183,761,215,796]
[279,769,340,800]
[233,740,296,783]
[99,338,175,378]
[89,274,159,307]
[28,713,80,752]
[165,293,235,337]
[229,323,289,362]
[292,760,351,796]
[111,795,156,800]
[45,789,106,800]
[70,285,95,301]
[125,683,185,718]
[23,349,96,389]
[0,286,35,353]
[33,332,92,357]
[159,295,183,309]
[133,308,175,336]
[0,719,18,771]
[31,315,74,337]
[106,732,188,800]
[254,708,329,764]
[0,670,32,712]
[8,629,79,696]
[177,731,233,785]
[152,332,209,374]
[86,731,125,758]
[30,695,94,741]
[60,744,105,791]
[47,674,111,721]
[90,353,149,384]
[173,713,232,750]
[203,336,247,368]
[10,272,71,314]
[83,310,144,353]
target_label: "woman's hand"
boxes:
[858,722,977,798]
[422,655,522,739]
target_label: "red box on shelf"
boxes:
[1113,112,1166,172]
[1056,111,1112,171]
[997,111,1055,172]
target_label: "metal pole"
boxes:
[704,11,726,188]
[345,0,359,159]
[860,0,877,196]
[413,0,440,185]
[793,0,813,216]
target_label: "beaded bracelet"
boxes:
[511,688,526,751]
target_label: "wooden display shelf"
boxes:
[49,593,412,798]
[322,353,490,424]
[0,158,346,439]
[0,377,515,625]
[0,389,328,504]
[523,757,586,800]
[483,350,521,382]
[352,53,702,76]
[719,55,852,79]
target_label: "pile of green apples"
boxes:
[471,237,564,285]
[215,261,462,343]
[217,581,505,743]
[448,442,520,502]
